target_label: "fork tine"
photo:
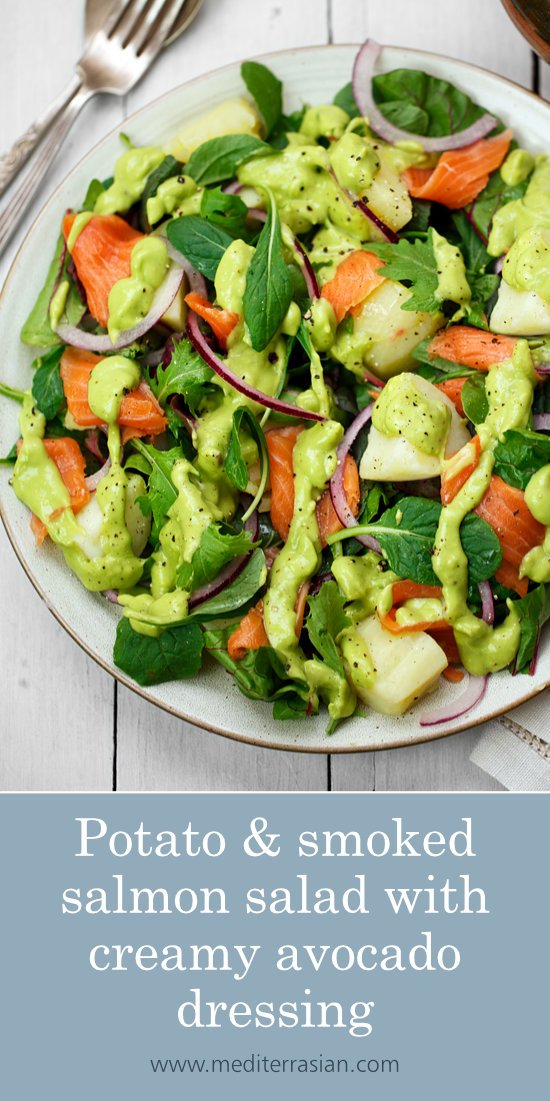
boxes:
[108,0,154,46]
[134,0,189,58]
[101,0,141,41]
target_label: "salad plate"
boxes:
[1,43,549,753]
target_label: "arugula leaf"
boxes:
[450,211,491,274]
[241,60,283,137]
[178,524,256,592]
[512,584,550,673]
[306,582,350,676]
[31,344,65,420]
[366,232,441,313]
[372,68,487,138]
[185,134,272,186]
[150,337,216,415]
[468,169,528,242]
[82,179,106,212]
[20,234,85,347]
[200,186,249,236]
[333,82,360,118]
[350,497,501,585]
[113,617,204,686]
[225,407,270,518]
[189,547,267,620]
[203,624,310,717]
[130,440,181,540]
[493,428,550,490]
[140,154,182,229]
[243,188,293,350]
[461,375,489,425]
[167,215,233,281]
[0,441,18,465]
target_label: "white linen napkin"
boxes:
[470,691,550,790]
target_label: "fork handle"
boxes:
[0,74,84,198]
[0,86,93,260]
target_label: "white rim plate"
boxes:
[1,43,549,753]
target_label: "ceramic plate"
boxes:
[1,44,549,752]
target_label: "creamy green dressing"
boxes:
[299,104,350,142]
[520,464,550,582]
[49,280,70,329]
[502,226,550,303]
[263,420,343,691]
[431,228,471,307]
[488,155,550,256]
[95,146,165,215]
[501,147,535,187]
[432,341,537,674]
[107,236,169,342]
[146,174,198,225]
[372,373,451,456]
[66,211,93,252]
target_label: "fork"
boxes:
[0,0,193,257]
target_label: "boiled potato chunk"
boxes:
[490,280,550,336]
[165,97,262,162]
[353,615,448,715]
[364,154,413,233]
[359,374,471,481]
[161,282,187,331]
[356,282,443,378]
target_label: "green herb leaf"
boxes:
[203,624,310,717]
[512,584,550,673]
[150,337,216,415]
[140,154,182,229]
[367,232,441,313]
[225,407,270,518]
[31,344,65,420]
[461,375,489,425]
[241,60,283,137]
[167,215,233,281]
[468,169,528,242]
[200,186,249,235]
[306,581,350,676]
[333,82,360,119]
[82,179,105,212]
[129,440,182,540]
[243,188,293,351]
[177,524,256,592]
[372,68,488,138]
[189,547,267,619]
[113,617,204,686]
[20,234,86,347]
[493,428,550,490]
[185,134,272,186]
[341,496,502,585]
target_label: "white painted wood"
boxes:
[1,0,545,791]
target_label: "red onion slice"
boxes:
[55,263,183,353]
[353,40,498,152]
[478,580,494,625]
[169,395,196,436]
[223,180,244,195]
[329,403,381,551]
[533,413,550,431]
[164,243,208,297]
[246,207,267,223]
[84,428,104,462]
[85,457,111,491]
[363,369,384,389]
[534,361,550,375]
[291,237,320,299]
[102,589,120,604]
[419,673,488,727]
[187,311,325,422]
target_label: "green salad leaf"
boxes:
[224,406,270,518]
[177,524,256,592]
[372,68,487,137]
[203,625,310,718]
[243,188,293,350]
[167,215,233,281]
[306,582,350,676]
[21,234,85,347]
[189,547,267,619]
[241,60,283,137]
[130,441,180,540]
[493,428,550,490]
[113,617,204,686]
[31,345,65,420]
[185,134,272,186]
[150,337,216,415]
[512,584,550,674]
[468,169,529,242]
[461,375,489,425]
[366,232,441,313]
[140,154,182,228]
[334,497,502,586]
[333,82,360,118]
[200,186,250,236]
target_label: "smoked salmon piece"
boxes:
[60,347,166,435]
[475,475,545,569]
[428,326,516,370]
[62,213,144,328]
[403,130,512,209]
[321,250,385,323]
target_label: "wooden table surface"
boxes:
[1,0,547,791]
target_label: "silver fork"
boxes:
[0,0,195,258]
